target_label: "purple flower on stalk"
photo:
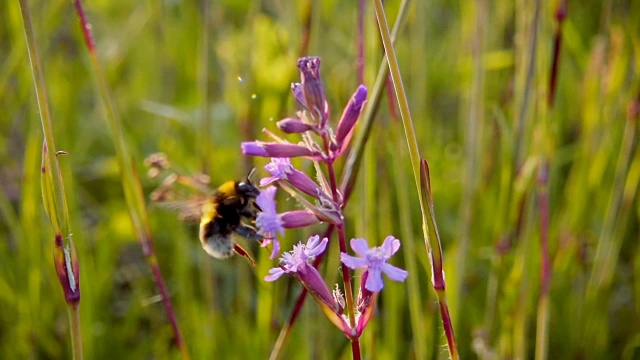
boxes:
[260,158,293,186]
[260,158,325,199]
[340,236,408,292]
[256,186,283,259]
[266,235,350,334]
[256,186,321,259]
[265,235,328,281]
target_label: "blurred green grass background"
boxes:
[2,0,640,359]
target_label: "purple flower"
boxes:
[265,235,328,281]
[256,186,321,259]
[256,186,284,236]
[260,158,292,186]
[265,235,350,334]
[260,158,325,198]
[241,141,316,158]
[256,186,284,259]
[340,236,408,292]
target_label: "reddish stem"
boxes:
[548,0,567,107]
[72,0,95,53]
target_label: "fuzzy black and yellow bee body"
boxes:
[198,180,263,259]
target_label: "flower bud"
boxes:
[277,118,313,134]
[335,85,367,153]
[297,57,329,127]
[241,141,315,158]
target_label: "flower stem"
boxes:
[372,1,459,358]
[326,158,357,331]
[340,0,410,199]
[18,1,83,358]
[268,224,336,360]
[351,338,362,360]
[370,0,421,190]
[68,303,83,360]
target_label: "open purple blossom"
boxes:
[256,185,320,232]
[256,186,284,236]
[256,186,321,259]
[265,235,350,334]
[255,186,283,259]
[260,158,290,186]
[340,236,408,292]
[265,235,328,282]
[260,158,325,199]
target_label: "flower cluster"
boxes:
[242,57,368,164]
[266,234,408,338]
[242,57,407,340]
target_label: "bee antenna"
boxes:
[246,167,257,184]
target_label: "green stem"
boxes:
[19,0,65,235]
[389,117,427,359]
[370,0,421,193]
[68,303,84,360]
[18,1,82,358]
[372,1,459,358]
[457,0,486,331]
[340,0,410,198]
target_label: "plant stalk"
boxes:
[18,1,83,358]
[372,0,459,358]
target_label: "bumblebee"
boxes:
[198,179,263,259]
[157,175,263,264]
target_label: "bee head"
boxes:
[238,169,260,198]
[237,181,260,198]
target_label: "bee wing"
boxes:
[153,199,207,223]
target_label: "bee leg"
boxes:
[233,244,256,267]
[235,224,264,242]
